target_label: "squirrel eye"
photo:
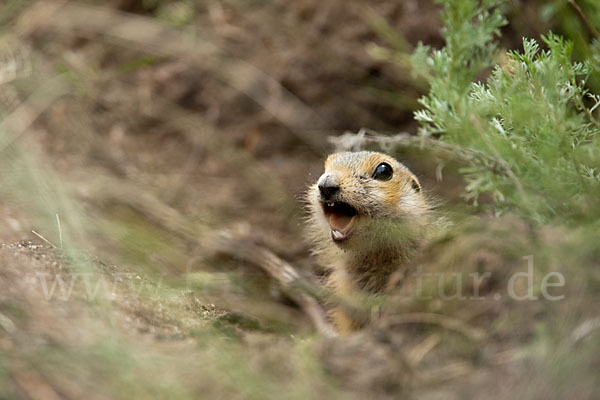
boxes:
[372,162,393,181]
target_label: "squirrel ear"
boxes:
[410,177,421,192]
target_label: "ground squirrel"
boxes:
[306,151,430,332]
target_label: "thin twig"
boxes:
[0,77,68,153]
[76,173,203,242]
[331,129,505,173]
[212,233,337,337]
[574,89,600,129]
[568,0,600,38]
[31,230,56,248]
[55,213,63,249]
[407,333,441,367]
[331,129,527,197]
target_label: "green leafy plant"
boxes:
[410,0,600,222]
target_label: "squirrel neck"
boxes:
[340,237,419,293]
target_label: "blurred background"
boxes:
[0,1,599,399]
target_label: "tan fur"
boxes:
[305,151,430,333]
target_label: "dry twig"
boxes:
[211,233,337,337]
[331,129,521,180]
[407,333,441,367]
[332,129,532,201]
[568,0,600,38]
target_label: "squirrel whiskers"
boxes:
[305,151,432,332]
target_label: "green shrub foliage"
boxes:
[411,0,600,223]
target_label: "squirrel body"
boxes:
[306,151,430,332]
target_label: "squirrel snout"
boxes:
[317,173,340,200]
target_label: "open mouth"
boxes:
[322,201,358,242]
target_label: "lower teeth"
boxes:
[332,230,343,239]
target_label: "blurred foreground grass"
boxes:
[0,1,600,399]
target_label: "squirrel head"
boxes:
[307,151,428,249]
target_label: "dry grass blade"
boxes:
[75,173,204,242]
[0,312,16,334]
[31,230,57,248]
[0,77,67,152]
[17,1,330,150]
[407,333,441,367]
[569,317,600,346]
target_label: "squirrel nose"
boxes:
[319,183,339,199]
[318,174,340,200]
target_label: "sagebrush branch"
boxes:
[330,129,524,190]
